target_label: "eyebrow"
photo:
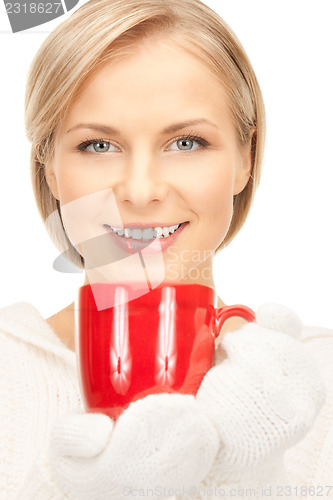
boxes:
[66,119,219,135]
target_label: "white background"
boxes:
[0,0,332,328]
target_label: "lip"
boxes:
[104,221,189,255]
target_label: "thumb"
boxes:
[256,303,303,339]
[49,412,114,458]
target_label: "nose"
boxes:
[115,150,170,208]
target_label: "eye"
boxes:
[167,134,209,152]
[172,139,199,151]
[77,139,119,153]
[90,141,112,153]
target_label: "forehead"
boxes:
[62,37,232,133]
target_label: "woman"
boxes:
[0,0,332,498]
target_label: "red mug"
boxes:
[76,282,255,420]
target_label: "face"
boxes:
[46,36,252,290]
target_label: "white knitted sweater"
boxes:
[0,301,332,500]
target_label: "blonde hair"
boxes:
[25,0,265,268]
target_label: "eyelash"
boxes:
[76,132,210,153]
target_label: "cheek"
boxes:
[188,165,235,218]
[205,185,234,247]
[55,169,94,205]
[53,150,109,205]
[188,166,235,249]
[54,163,113,245]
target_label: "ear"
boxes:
[233,130,255,196]
[44,160,60,201]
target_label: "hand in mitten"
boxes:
[195,303,326,486]
[48,393,219,500]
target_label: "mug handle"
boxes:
[215,304,255,338]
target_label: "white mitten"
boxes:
[195,303,326,488]
[48,392,219,500]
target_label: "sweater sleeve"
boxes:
[16,450,68,500]
[284,327,333,490]
[0,305,82,500]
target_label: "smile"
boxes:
[104,223,185,241]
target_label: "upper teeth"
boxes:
[109,224,181,240]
